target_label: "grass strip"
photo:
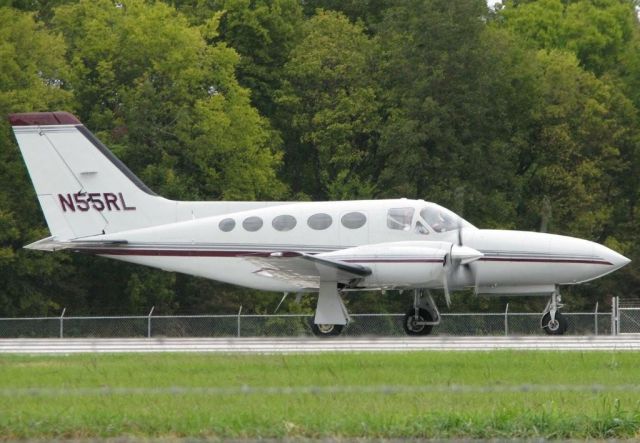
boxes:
[0,351,639,439]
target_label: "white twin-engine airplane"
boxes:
[9,112,630,336]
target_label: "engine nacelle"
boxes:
[319,242,450,288]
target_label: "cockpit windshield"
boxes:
[419,204,474,233]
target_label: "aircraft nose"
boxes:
[594,244,631,271]
[597,244,631,271]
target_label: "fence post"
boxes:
[59,307,66,338]
[594,302,599,336]
[147,306,155,338]
[237,305,243,338]
[504,303,509,336]
[611,296,618,336]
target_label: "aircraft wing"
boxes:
[245,252,371,289]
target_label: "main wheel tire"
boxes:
[311,323,344,337]
[542,312,568,335]
[403,308,434,336]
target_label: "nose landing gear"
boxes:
[541,288,568,335]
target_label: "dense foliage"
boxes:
[0,0,639,316]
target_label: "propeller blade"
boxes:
[464,262,480,296]
[441,251,452,308]
[274,292,289,313]
[442,269,451,308]
[473,269,480,295]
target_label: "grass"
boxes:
[0,351,640,439]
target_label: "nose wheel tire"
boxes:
[542,312,568,335]
[403,308,434,336]
[311,323,344,337]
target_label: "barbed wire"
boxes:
[2,384,640,397]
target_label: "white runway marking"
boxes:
[1,336,640,354]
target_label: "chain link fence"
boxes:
[618,309,640,334]
[0,310,612,338]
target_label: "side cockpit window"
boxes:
[414,220,429,235]
[387,207,414,231]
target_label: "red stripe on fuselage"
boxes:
[479,257,612,265]
[84,249,272,257]
[344,259,444,263]
[76,248,612,265]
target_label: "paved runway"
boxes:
[1,336,639,353]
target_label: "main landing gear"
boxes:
[311,323,344,337]
[541,288,568,335]
[403,290,441,336]
[311,282,349,338]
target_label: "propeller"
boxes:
[441,221,483,306]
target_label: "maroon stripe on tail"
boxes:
[8,112,81,126]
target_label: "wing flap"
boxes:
[246,252,371,289]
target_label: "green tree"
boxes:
[374,0,524,226]
[500,0,638,75]
[170,0,304,130]
[214,0,304,118]
[277,10,381,199]
[0,7,78,315]
[47,0,287,314]
[517,50,635,240]
[301,0,391,28]
[53,0,285,201]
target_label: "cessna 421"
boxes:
[9,112,630,336]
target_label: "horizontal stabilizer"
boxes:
[25,236,128,252]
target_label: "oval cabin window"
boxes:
[307,213,333,230]
[272,214,297,231]
[242,216,263,232]
[341,211,367,229]
[219,218,235,232]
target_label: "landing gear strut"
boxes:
[541,287,568,335]
[403,290,441,336]
[311,282,349,338]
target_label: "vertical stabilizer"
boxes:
[9,112,175,240]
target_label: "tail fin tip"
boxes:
[8,112,81,126]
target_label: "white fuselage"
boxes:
[83,199,628,295]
